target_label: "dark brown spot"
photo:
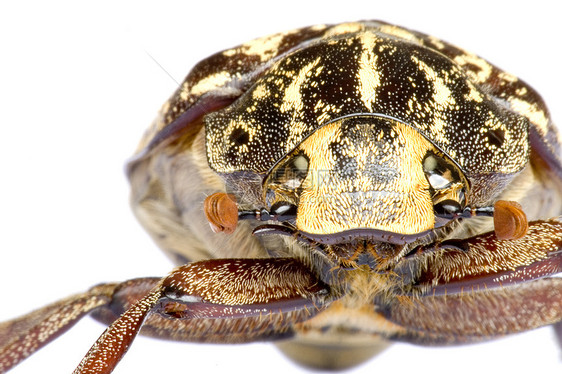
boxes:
[230,127,250,146]
[486,129,505,148]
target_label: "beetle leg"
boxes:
[412,217,562,293]
[73,258,329,374]
[384,218,562,344]
[0,283,118,372]
[384,278,562,344]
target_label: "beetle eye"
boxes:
[423,154,458,190]
[427,174,451,190]
[423,152,469,221]
[263,151,309,208]
[268,152,309,190]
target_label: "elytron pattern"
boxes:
[1,20,562,373]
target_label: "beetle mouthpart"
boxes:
[493,200,528,240]
[252,224,298,237]
[203,193,238,234]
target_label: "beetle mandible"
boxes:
[1,20,562,373]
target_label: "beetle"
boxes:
[1,19,562,373]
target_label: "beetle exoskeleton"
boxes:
[2,20,562,374]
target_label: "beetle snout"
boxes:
[263,115,446,238]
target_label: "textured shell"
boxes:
[131,20,560,204]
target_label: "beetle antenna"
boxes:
[203,193,298,235]
[238,208,273,221]
[238,202,297,222]
[203,193,239,234]
[464,200,528,240]
[464,205,494,217]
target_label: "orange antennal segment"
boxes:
[493,200,528,240]
[203,192,238,234]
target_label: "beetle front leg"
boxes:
[386,277,562,344]
[0,277,165,373]
[0,282,120,373]
[74,258,330,374]
[386,217,562,344]
[413,217,562,294]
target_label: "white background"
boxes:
[1,1,561,373]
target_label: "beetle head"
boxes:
[262,115,469,243]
